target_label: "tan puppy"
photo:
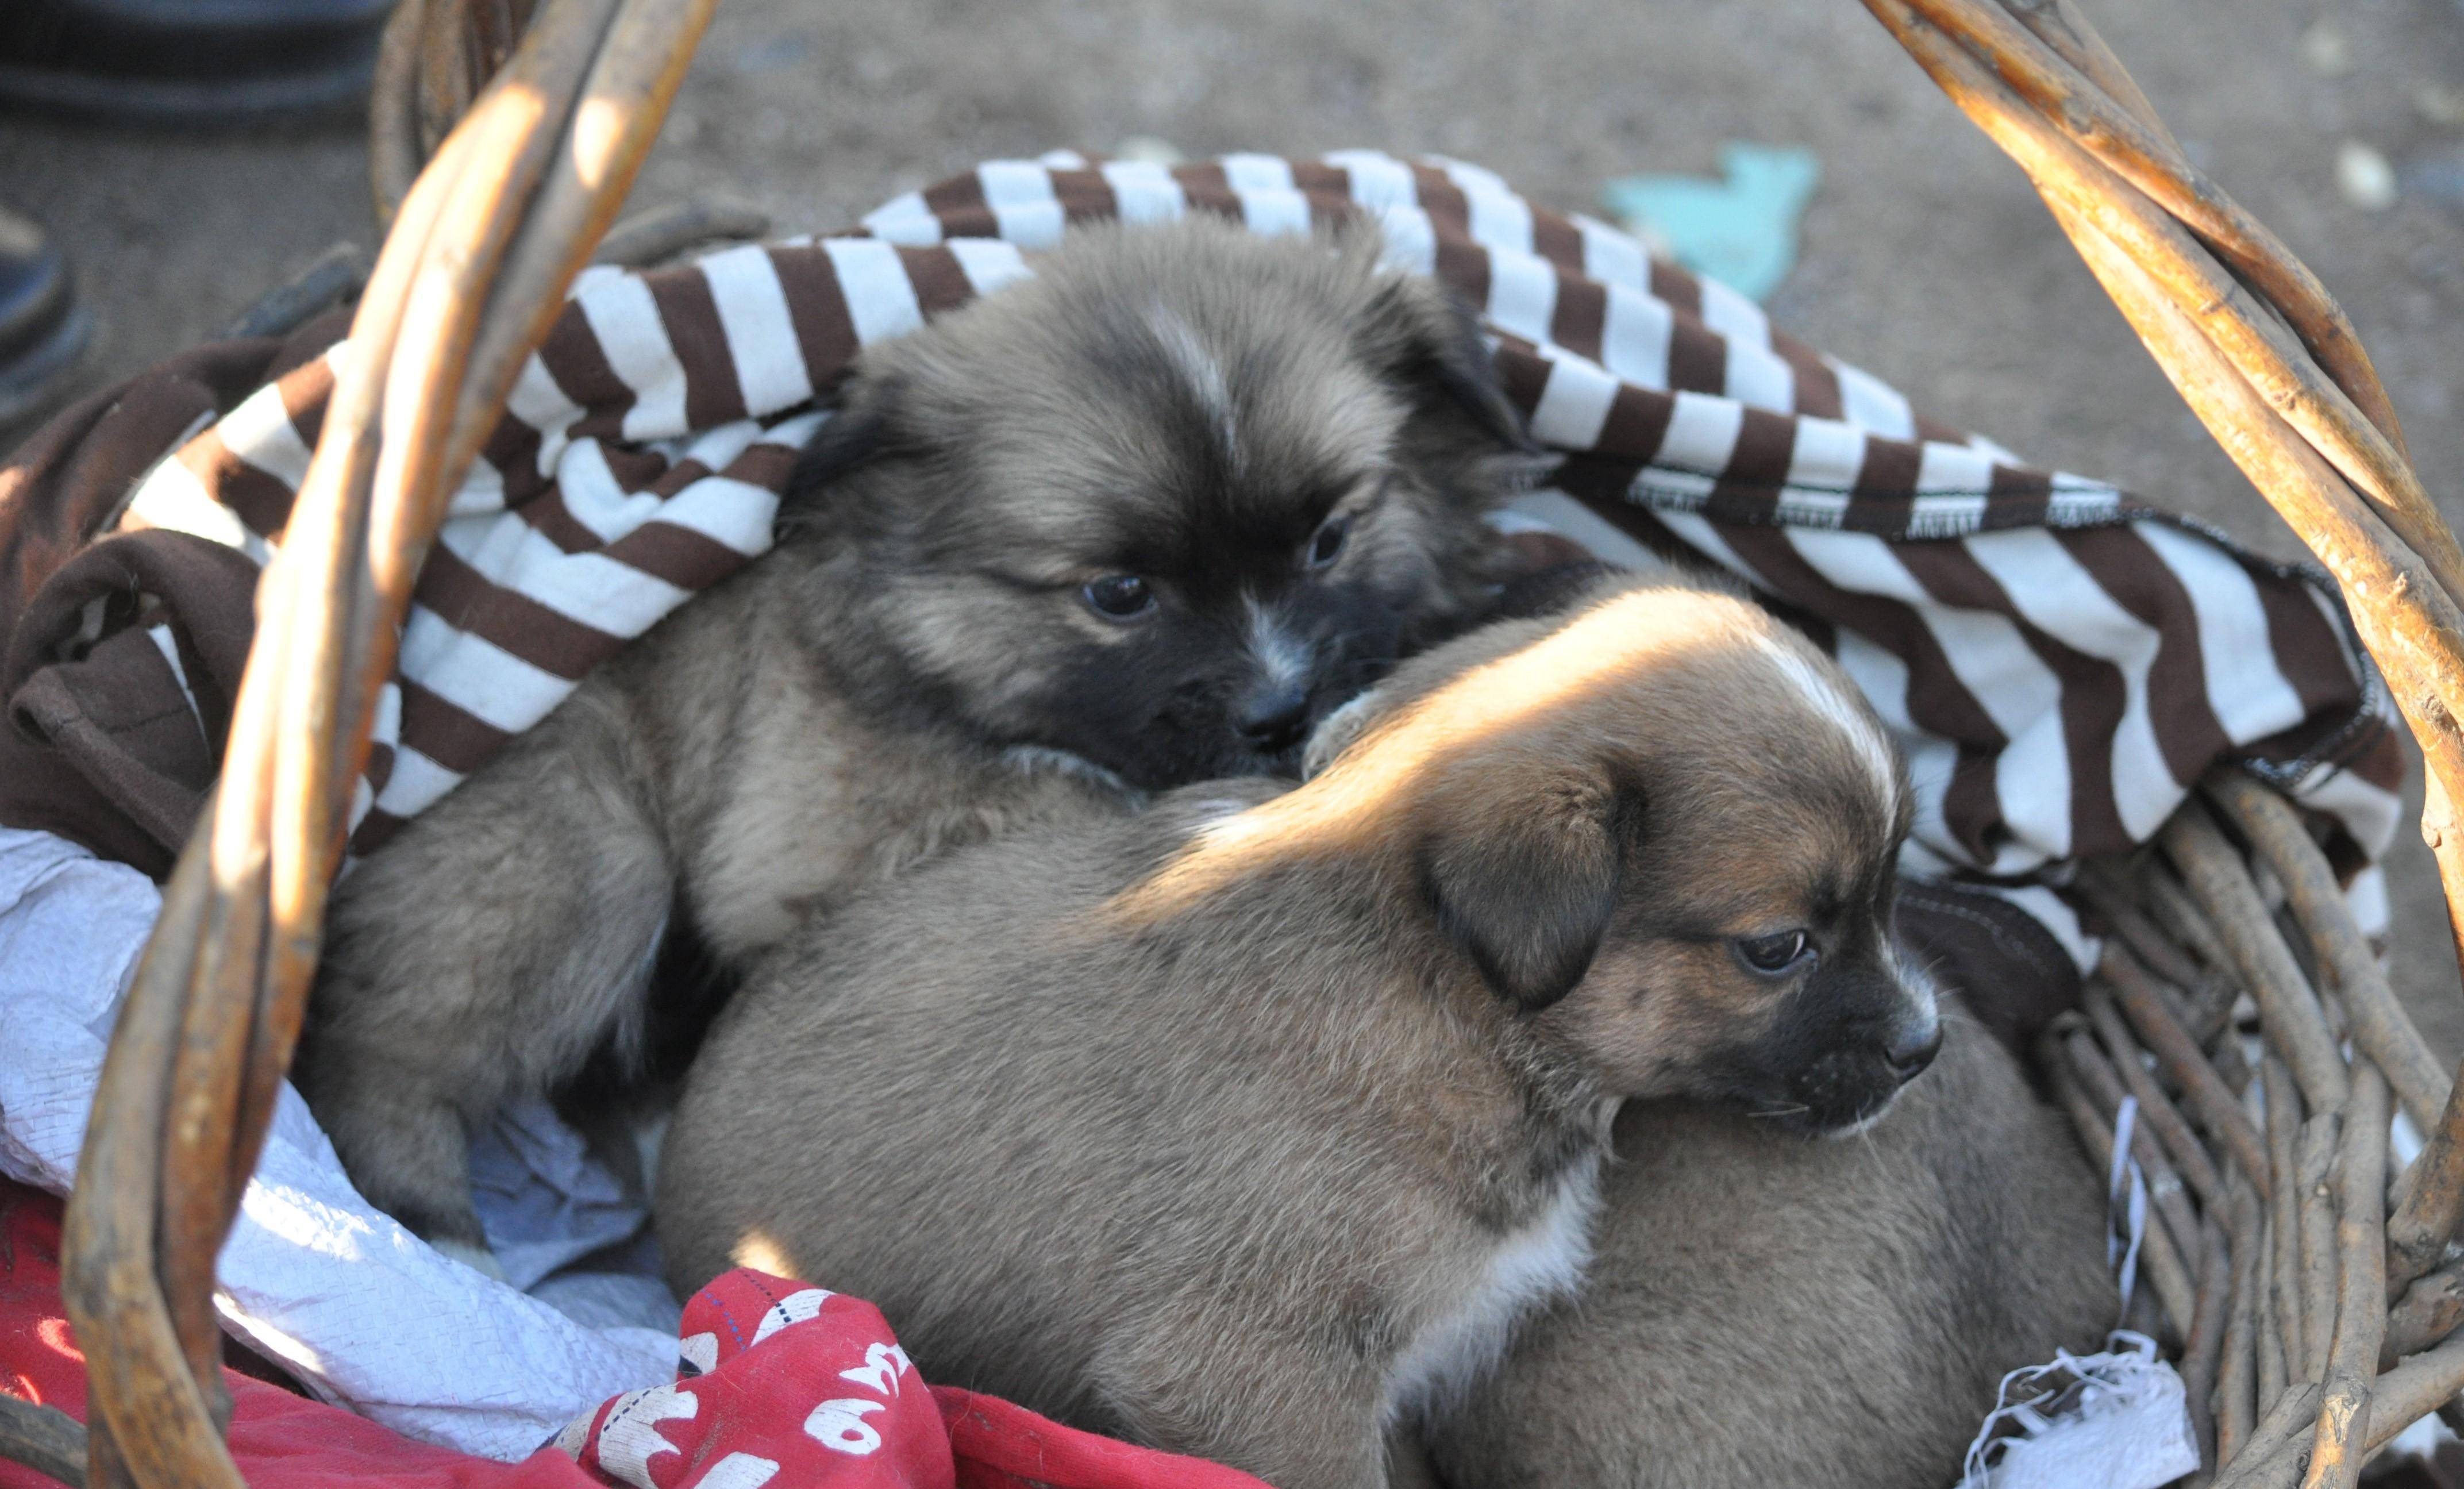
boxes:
[1427,994,2115,1489]
[659,574,1939,1489]
[297,215,1537,1266]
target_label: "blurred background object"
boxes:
[0,0,397,429]
[0,0,394,122]
[1601,141,1822,302]
[0,203,87,429]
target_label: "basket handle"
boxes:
[1869,3,2464,1484]
[50,3,716,1485]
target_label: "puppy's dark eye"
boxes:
[1306,514,1350,570]
[1735,930,1811,975]
[1081,575,1156,621]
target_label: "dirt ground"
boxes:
[5,0,2463,1046]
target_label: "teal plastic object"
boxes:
[1600,143,1822,303]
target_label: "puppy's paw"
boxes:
[1302,689,1387,779]
[430,1236,510,1284]
[1000,744,1138,798]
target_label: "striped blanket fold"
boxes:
[93,149,2405,951]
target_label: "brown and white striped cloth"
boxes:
[80,150,2409,957]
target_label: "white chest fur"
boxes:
[1383,1149,1603,1426]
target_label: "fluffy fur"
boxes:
[656,573,1940,1489]
[297,214,1535,1256]
[1427,991,2114,1489]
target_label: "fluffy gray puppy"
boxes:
[297,214,1538,1268]
[659,575,1943,1489]
[1427,992,2115,1489]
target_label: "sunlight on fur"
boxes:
[730,1230,802,1280]
[1102,584,1778,922]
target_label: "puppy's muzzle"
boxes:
[1773,964,1943,1136]
[1882,1017,1943,1082]
[1234,675,1312,758]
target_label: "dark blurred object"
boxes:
[223,241,371,338]
[0,204,90,436]
[1895,879,2084,1056]
[592,198,773,268]
[1488,556,1625,624]
[368,0,536,218]
[2367,1438,2464,1488]
[0,0,395,124]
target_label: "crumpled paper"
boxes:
[1961,1333,2200,1489]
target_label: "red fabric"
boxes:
[933,1391,1274,1489]
[0,1183,1269,1489]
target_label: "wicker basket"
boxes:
[3,2,2462,1487]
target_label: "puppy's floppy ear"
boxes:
[781,372,911,521]
[1358,271,1536,454]
[1420,763,1633,1009]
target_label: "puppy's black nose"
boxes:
[1237,682,1311,756]
[1883,1019,1943,1082]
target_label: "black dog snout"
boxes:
[1237,679,1312,755]
[1882,1018,1943,1082]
